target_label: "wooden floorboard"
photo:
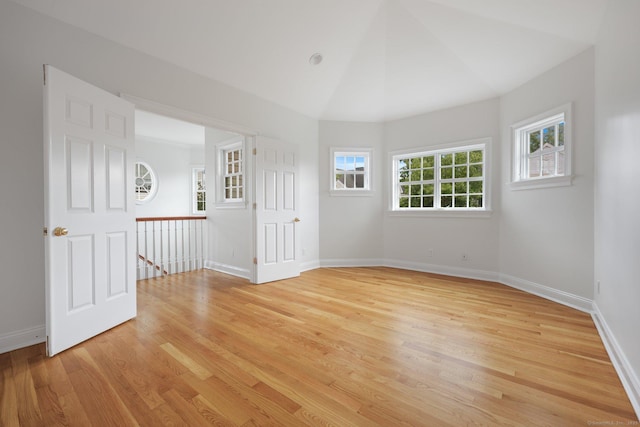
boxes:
[0,267,637,426]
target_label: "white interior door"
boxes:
[44,65,136,356]
[254,136,301,284]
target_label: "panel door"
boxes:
[44,65,136,356]
[254,137,300,284]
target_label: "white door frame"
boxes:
[121,95,262,283]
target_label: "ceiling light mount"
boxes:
[309,53,323,66]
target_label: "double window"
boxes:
[391,139,488,211]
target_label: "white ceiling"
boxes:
[14,0,609,122]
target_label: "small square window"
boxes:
[330,148,373,195]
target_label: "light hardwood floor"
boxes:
[1,267,637,426]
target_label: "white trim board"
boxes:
[300,260,321,272]
[499,273,593,313]
[121,94,257,137]
[592,304,640,420]
[0,325,45,355]
[318,258,591,312]
[204,261,251,281]
[384,259,500,283]
[320,258,387,269]
[321,258,499,282]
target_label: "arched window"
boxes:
[135,161,157,203]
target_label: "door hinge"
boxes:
[46,335,50,356]
[253,257,257,265]
[252,148,257,155]
[252,203,257,209]
[43,227,48,236]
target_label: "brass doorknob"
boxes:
[53,227,68,237]
[293,217,301,223]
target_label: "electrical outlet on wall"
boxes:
[461,253,468,262]
[428,249,434,258]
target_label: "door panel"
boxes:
[254,137,300,284]
[106,147,127,210]
[68,235,95,311]
[67,137,93,210]
[44,65,136,356]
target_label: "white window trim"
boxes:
[215,138,247,209]
[388,138,492,217]
[330,147,373,196]
[134,160,158,205]
[510,103,573,191]
[192,166,206,215]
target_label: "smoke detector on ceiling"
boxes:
[309,53,323,66]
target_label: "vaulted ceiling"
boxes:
[13,0,609,122]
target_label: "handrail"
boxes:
[136,216,206,222]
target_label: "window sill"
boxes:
[330,190,374,197]
[387,209,493,218]
[215,200,247,210]
[509,175,572,191]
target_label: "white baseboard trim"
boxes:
[317,259,592,313]
[499,273,593,313]
[383,259,500,282]
[300,259,321,272]
[204,261,251,281]
[0,325,45,355]
[320,258,499,282]
[320,258,387,268]
[592,303,640,420]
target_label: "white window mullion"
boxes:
[435,153,441,209]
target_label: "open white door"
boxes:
[44,66,136,356]
[254,137,301,284]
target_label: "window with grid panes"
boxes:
[192,168,206,214]
[331,148,372,193]
[223,147,243,200]
[135,161,157,204]
[511,103,572,189]
[392,142,486,210]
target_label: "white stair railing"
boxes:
[136,216,207,280]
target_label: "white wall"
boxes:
[135,139,203,218]
[204,131,253,278]
[499,48,595,308]
[383,99,501,278]
[319,121,385,263]
[0,1,319,351]
[594,0,640,413]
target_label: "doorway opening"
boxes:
[133,109,246,280]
